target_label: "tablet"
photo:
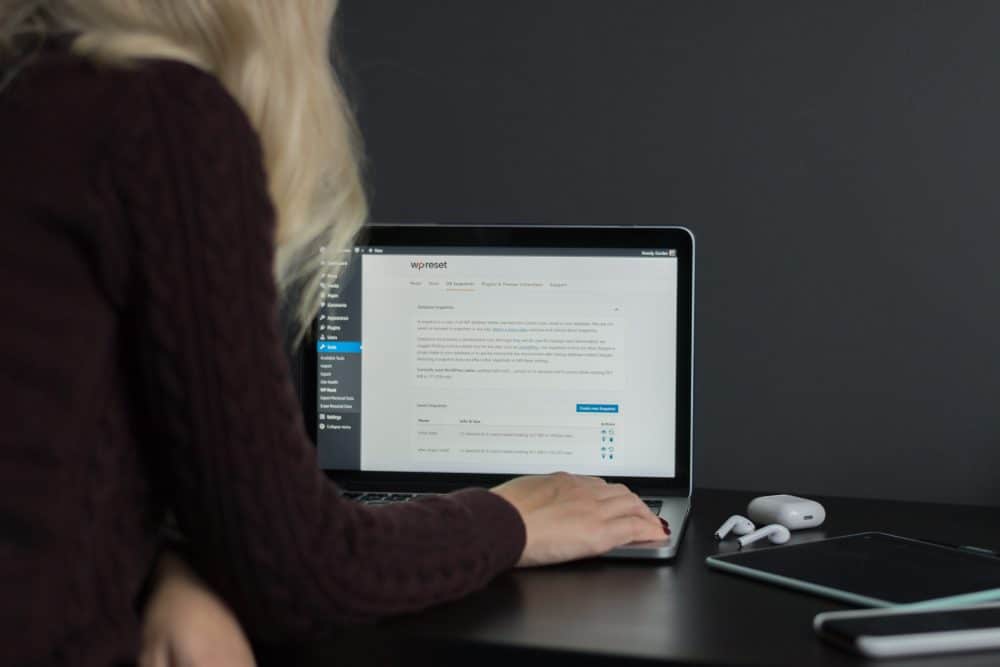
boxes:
[706,532,1000,608]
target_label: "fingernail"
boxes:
[660,518,671,535]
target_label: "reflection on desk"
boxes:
[259,489,1000,667]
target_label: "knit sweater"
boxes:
[0,45,525,667]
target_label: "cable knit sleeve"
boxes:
[114,60,525,640]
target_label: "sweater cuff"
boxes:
[449,487,526,570]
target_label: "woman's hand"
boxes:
[139,551,256,667]
[491,472,668,567]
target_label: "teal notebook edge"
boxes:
[705,531,1000,609]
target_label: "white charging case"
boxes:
[746,494,826,530]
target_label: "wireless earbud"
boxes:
[714,515,755,541]
[737,524,791,549]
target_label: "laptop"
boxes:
[304,224,694,559]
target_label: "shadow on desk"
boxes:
[258,489,1000,667]
[261,632,682,667]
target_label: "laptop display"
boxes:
[307,225,693,494]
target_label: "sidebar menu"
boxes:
[316,248,362,469]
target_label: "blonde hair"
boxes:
[0,0,367,344]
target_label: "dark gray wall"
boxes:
[338,0,1000,506]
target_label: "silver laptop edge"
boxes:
[604,227,694,560]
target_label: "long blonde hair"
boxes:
[0,0,367,344]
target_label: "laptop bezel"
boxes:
[303,224,694,497]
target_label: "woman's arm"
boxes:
[118,61,525,640]
[118,60,662,641]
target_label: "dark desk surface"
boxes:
[268,489,1000,666]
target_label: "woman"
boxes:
[0,2,667,665]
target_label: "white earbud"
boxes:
[714,515,755,541]
[737,524,791,549]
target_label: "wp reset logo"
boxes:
[410,260,448,270]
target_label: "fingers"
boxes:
[592,491,665,552]
[597,491,659,523]
[548,472,606,490]
[577,482,654,520]
[574,475,608,486]
[550,475,659,528]
[592,482,633,500]
[561,478,659,527]
[604,515,668,548]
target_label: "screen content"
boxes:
[315,246,680,478]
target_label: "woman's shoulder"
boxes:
[130,57,255,134]
[6,43,257,153]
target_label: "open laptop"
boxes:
[304,224,694,559]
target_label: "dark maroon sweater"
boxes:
[0,46,525,667]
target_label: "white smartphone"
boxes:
[814,604,1000,659]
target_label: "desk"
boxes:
[264,489,1000,666]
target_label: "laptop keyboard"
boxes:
[345,491,662,513]
[342,491,423,506]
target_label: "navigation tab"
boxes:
[317,341,362,353]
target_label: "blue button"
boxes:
[576,403,619,413]
[317,341,362,354]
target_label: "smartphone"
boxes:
[814,604,1000,659]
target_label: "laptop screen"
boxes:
[313,232,689,484]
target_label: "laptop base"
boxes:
[603,496,690,560]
